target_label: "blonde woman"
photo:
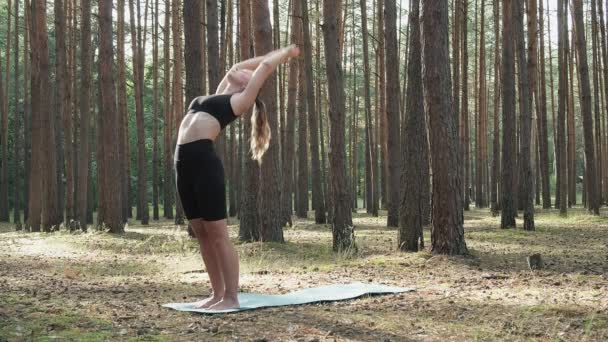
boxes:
[174,45,300,311]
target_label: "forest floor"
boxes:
[1,207,607,341]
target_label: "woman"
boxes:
[174,45,300,311]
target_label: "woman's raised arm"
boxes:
[230,45,300,114]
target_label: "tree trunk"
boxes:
[462,0,470,211]
[420,0,467,255]
[490,0,500,214]
[98,0,124,233]
[537,0,551,209]
[251,0,284,242]
[0,0,12,222]
[399,0,427,251]
[128,0,149,224]
[501,0,517,228]
[172,0,185,224]
[163,0,174,219]
[282,1,299,226]
[12,0,21,227]
[360,0,378,216]
[117,0,130,222]
[557,0,568,215]
[514,0,534,230]
[573,0,600,214]
[597,0,608,203]
[591,0,603,205]
[151,0,159,220]
[238,0,260,241]
[377,0,388,211]
[384,0,402,227]
[323,0,354,252]
[301,0,327,224]
[477,0,489,209]
[75,0,91,230]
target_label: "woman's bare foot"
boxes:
[208,296,240,311]
[194,295,223,309]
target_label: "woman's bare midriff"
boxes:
[177,111,222,144]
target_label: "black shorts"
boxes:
[174,139,227,221]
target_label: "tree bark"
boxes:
[514,0,534,230]
[557,0,568,215]
[172,0,185,224]
[420,0,467,255]
[399,0,427,251]
[12,0,21,227]
[490,0,500,214]
[283,2,299,226]
[360,0,378,216]
[98,0,124,233]
[323,0,355,252]
[238,0,260,241]
[251,0,284,242]
[573,0,600,214]
[537,0,551,209]
[128,0,149,224]
[501,0,517,228]
[384,0,402,227]
[302,0,327,224]
[163,0,173,219]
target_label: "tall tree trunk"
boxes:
[567,27,575,207]
[152,0,160,220]
[420,0,467,255]
[55,0,73,226]
[599,0,608,203]
[557,0,568,215]
[282,1,299,226]
[399,0,427,251]
[252,0,284,242]
[323,0,354,252]
[163,0,174,219]
[573,0,600,214]
[538,0,551,209]
[302,0,326,223]
[384,0,402,227]
[476,0,487,208]
[117,0,130,223]
[377,0,388,211]
[296,2,309,219]
[0,0,12,222]
[591,0,603,205]
[172,0,185,224]
[490,0,500,214]
[238,0,260,241]
[360,0,378,216]
[12,0,21,227]
[501,0,517,228]
[98,0,123,233]
[462,0,470,210]
[76,0,91,230]
[128,0,149,224]
[514,0,534,230]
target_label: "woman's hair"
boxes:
[250,97,271,164]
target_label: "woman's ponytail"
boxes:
[250,97,271,164]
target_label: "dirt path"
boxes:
[1,208,607,341]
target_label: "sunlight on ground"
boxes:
[1,207,607,341]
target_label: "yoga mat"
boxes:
[162,282,415,314]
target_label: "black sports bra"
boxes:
[187,94,238,130]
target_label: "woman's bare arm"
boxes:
[230,45,299,115]
[216,48,297,93]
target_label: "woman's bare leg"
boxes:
[190,219,225,308]
[205,219,240,310]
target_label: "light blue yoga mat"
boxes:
[163,282,415,314]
